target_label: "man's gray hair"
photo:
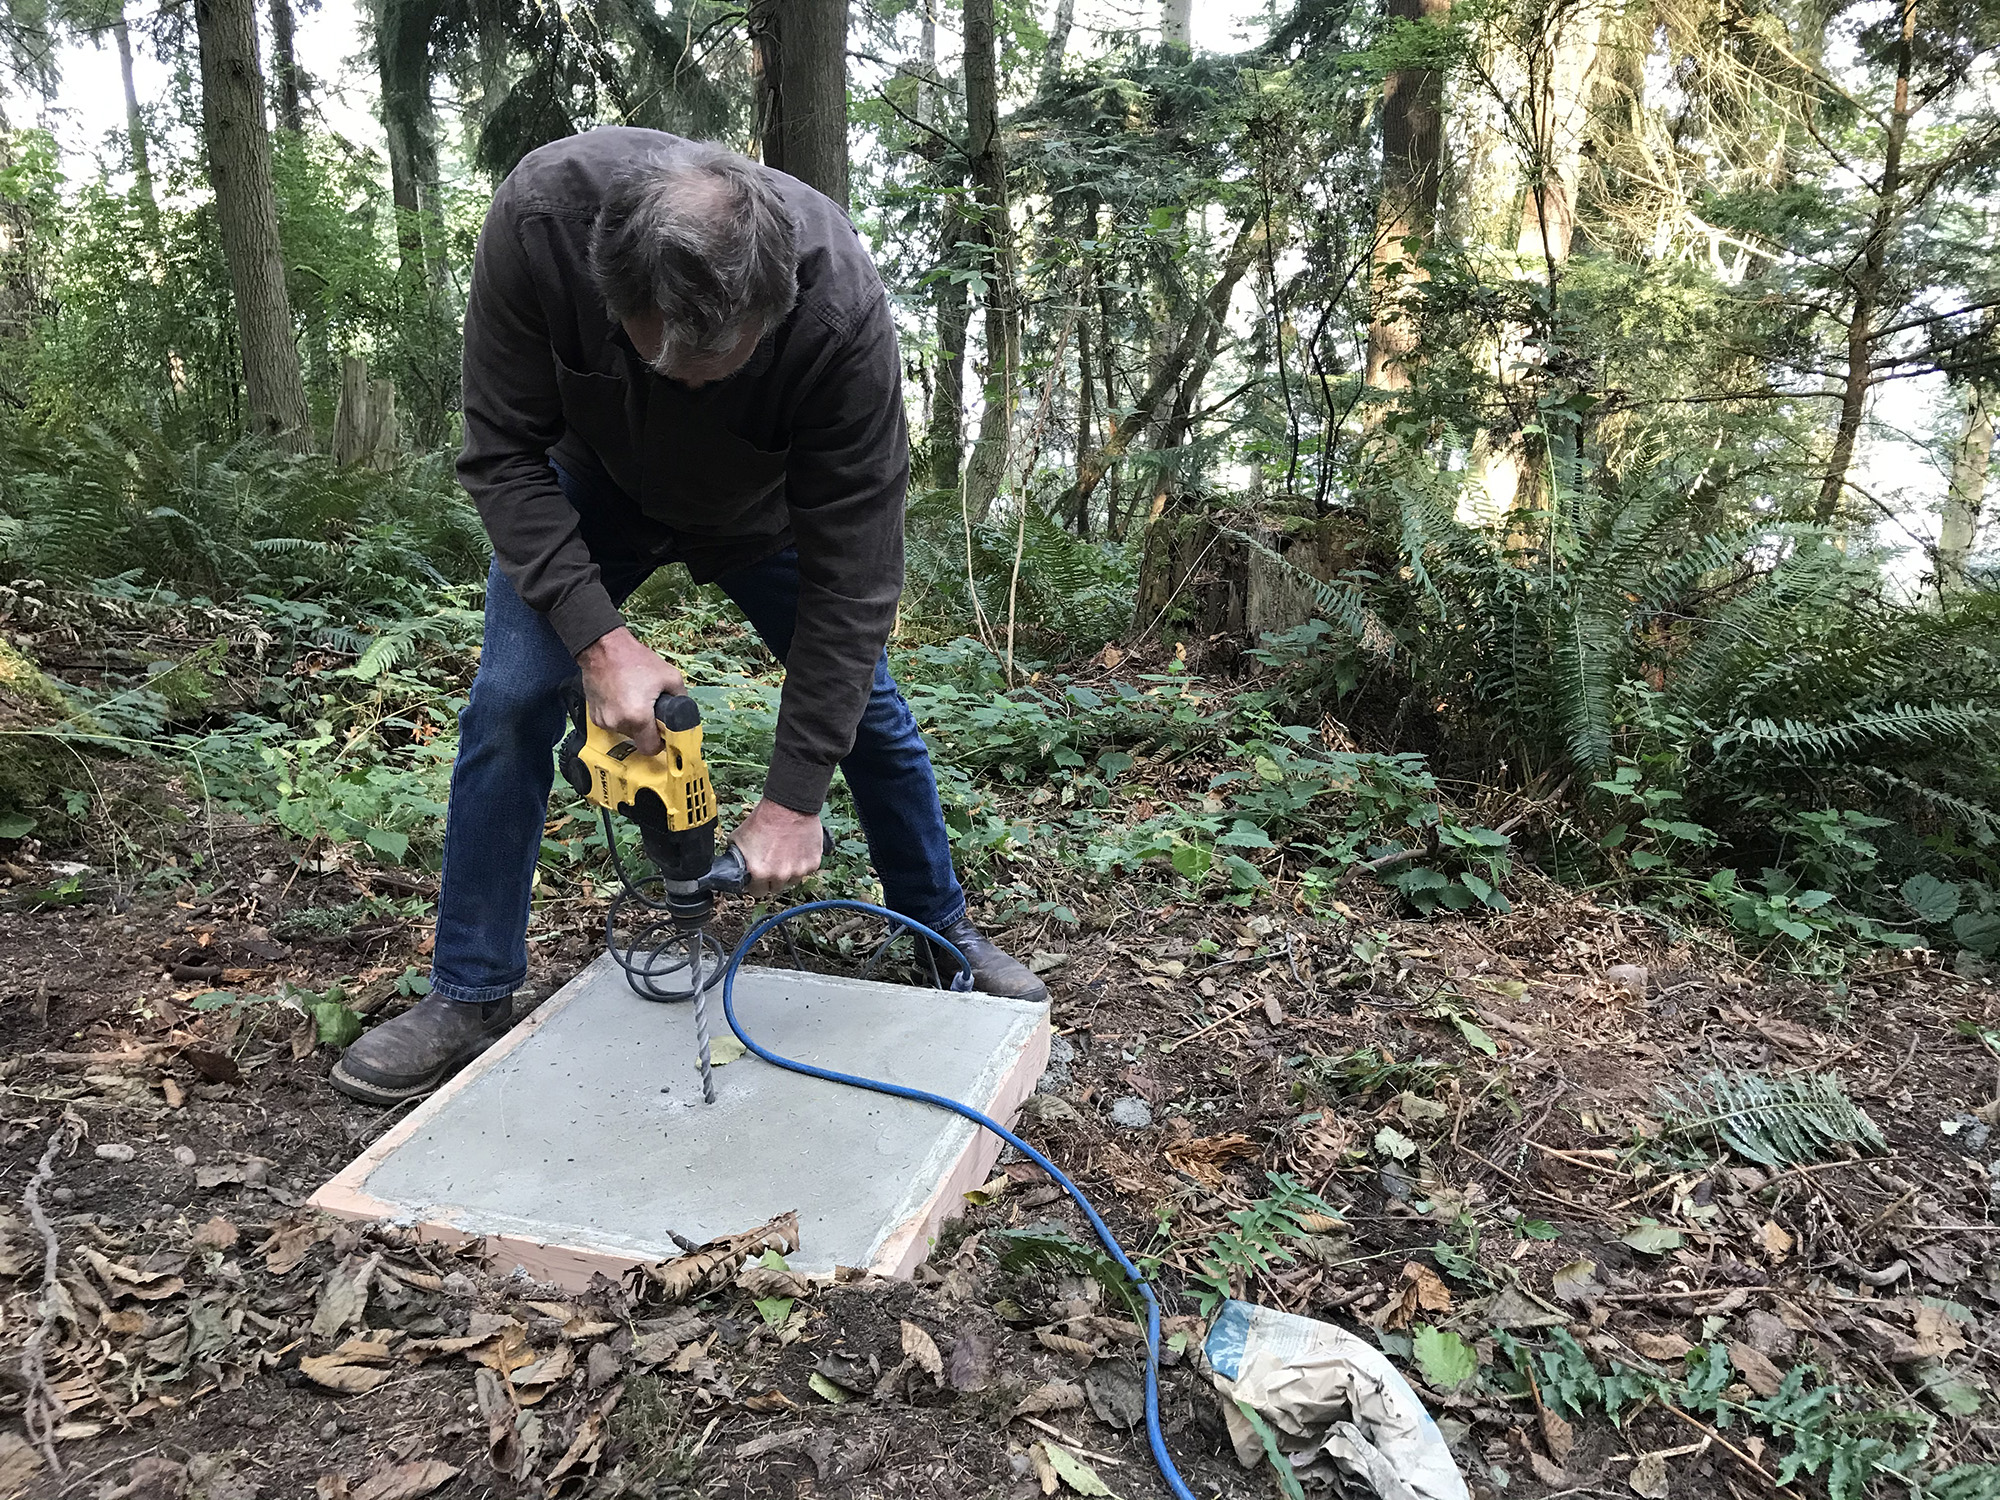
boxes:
[590,143,799,369]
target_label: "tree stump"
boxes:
[332,355,399,470]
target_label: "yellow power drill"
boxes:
[556,680,828,1099]
[558,681,742,923]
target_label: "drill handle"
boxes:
[699,827,835,897]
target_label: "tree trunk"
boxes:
[749,0,850,208]
[1162,0,1192,52]
[196,0,312,451]
[1816,0,1917,521]
[916,0,939,128]
[962,0,1017,522]
[1364,0,1451,394]
[333,355,400,468]
[373,0,436,285]
[1473,0,1607,521]
[112,9,160,232]
[1042,0,1075,90]
[268,0,304,132]
[930,200,972,495]
[1515,0,1606,273]
[1073,262,1094,535]
[1939,379,1993,592]
[1062,212,1261,518]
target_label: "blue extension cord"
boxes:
[717,898,1199,1500]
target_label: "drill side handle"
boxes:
[557,677,591,798]
[699,827,836,896]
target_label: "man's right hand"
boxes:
[577,626,686,756]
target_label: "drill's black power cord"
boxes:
[598,808,726,1001]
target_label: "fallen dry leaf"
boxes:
[1911,1303,1968,1359]
[1629,1451,1670,1499]
[299,1354,393,1395]
[1381,1259,1454,1329]
[349,1459,460,1500]
[79,1246,186,1303]
[311,1254,377,1339]
[258,1215,327,1276]
[1030,1442,1059,1497]
[901,1319,944,1380]
[949,1326,995,1392]
[1757,1220,1794,1260]
[736,1266,812,1300]
[1629,1330,1694,1362]
[1035,1328,1100,1365]
[0,1434,42,1500]
[1014,1380,1085,1418]
[634,1211,799,1304]
[191,1216,239,1252]
[1540,1405,1575,1465]
[1728,1341,1786,1398]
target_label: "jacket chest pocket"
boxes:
[553,357,640,481]
[639,397,790,537]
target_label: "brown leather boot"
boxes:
[926,915,1050,1004]
[331,994,514,1104]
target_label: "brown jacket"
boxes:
[459,127,909,813]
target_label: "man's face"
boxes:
[622,311,762,388]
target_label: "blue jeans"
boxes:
[427,471,967,1004]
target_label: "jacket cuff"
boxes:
[547,582,626,658]
[763,750,833,816]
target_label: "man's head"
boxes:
[590,143,799,388]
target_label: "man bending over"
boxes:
[333,129,1045,1104]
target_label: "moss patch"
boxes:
[0,635,85,837]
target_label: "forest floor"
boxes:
[1,798,1997,1500]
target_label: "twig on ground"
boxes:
[1657,1402,1791,1493]
[22,1119,78,1475]
[1015,1416,1126,1465]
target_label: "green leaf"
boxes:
[1170,841,1213,881]
[361,826,410,861]
[1218,819,1274,849]
[1412,1324,1478,1390]
[1042,1443,1120,1498]
[1374,1126,1418,1161]
[1900,873,1962,923]
[753,1295,793,1327]
[0,812,35,839]
[1228,1402,1306,1500]
[1621,1219,1683,1254]
[1953,910,2000,955]
[311,999,364,1049]
[807,1371,850,1404]
[1451,1013,1498,1057]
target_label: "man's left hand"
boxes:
[731,799,825,897]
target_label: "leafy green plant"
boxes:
[1188,1173,1343,1318]
[987,1223,1145,1324]
[1656,1069,1886,1169]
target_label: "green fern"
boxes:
[1657,1069,1886,1169]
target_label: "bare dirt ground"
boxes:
[2,814,1997,1500]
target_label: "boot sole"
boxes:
[330,1029,508,1106]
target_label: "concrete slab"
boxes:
[310,957,1049,1288]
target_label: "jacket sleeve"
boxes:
[458,187,626,656]
[763,293,909,813]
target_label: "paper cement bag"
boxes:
[1205,1299,1469,1500]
